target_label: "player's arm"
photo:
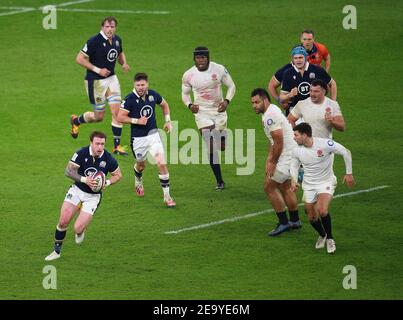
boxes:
[118,52,130,73]
[287,109,300,128]
[327,79,337,101]
[218,71,236,112]
[117,104,147,125]
[325,113,345,131]
[330,141,355,188]
[289,152,301,192]
[75,51,111,77]
[182,80,199,113]
[266,129,284,177]
[65,161,97,189]
[159,99,172,133]
[268,76,281,104]
[325,54,331,73]
[107,167,122,186]
[279,88,298,107]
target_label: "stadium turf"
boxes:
[0,0,402,299]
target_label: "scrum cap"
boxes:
[291,45,308,57]
[193,46,209,60]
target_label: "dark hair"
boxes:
[293,122,312,137]
[310,79,328,92]
[90,131,107,142]
[301,29,314,36]
[251,88,272,102]
[134,72,148,82]
[101,16,118,26]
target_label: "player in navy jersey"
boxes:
[268,62,292,110]
[70,17,130,156]
[280,46,337,116]
[117,73,176,207]
[45,131,122,261]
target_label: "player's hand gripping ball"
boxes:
[91,171,106,192]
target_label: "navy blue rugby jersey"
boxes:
[80,31,123,80]
[281,63,332,108]
[70,146,119,194]
[121,89,163,138]
[273,63,292,83]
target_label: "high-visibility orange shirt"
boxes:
[307,42,329,66]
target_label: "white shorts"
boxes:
[302,176,337,204]
[195,110,227,130]
[270,155,292,184]
[85,75,121,112]
[64,184,101,215]
[131,131,165,162]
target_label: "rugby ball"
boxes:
[91,171,106,192]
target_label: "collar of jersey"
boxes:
[132,89,148,99]
[100,30,109,41]
[292,62,310,73]
[89,146,104,159]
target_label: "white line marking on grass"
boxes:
[53,0,95,7]
[0,7,35,17]
[1,1,94,16]
[56,8,170,14]
[1,2,170,17]
[165,185,390,235]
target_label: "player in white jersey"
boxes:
[288,79,345,139]
[182,47,236,190]
[288,79,346,183]
[251,88,301,236]
[290,123,355,254]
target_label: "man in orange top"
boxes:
[300,29,331,72]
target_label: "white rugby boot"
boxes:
[45,250,61,261]
[315,235,327,249]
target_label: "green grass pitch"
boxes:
[0,0,402,299]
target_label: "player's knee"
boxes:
[58,220,70,229]
[318,208,328,217]
[264,182,276,196]
[304,207,315,220]
[306,211,316,221]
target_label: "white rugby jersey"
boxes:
[291,97,342,139]
[290,137,352,186]
[262,104,297,155]
[182,61,236,112]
